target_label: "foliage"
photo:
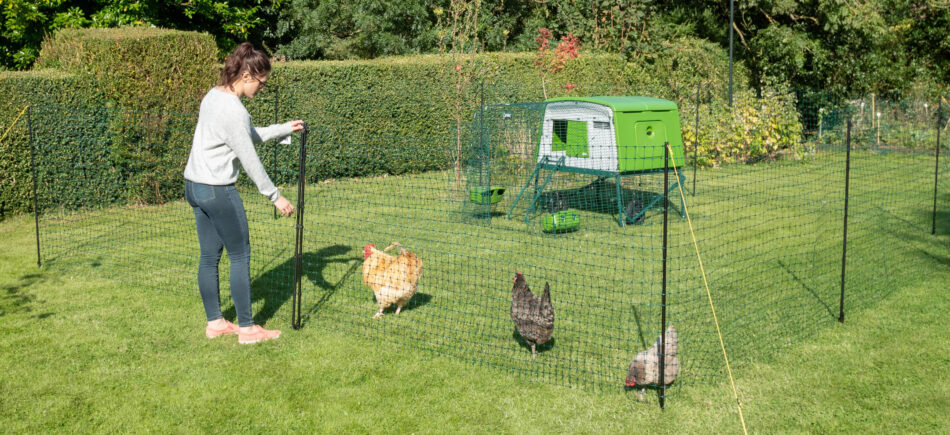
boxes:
[31,27,218,204]
[272,0,436,60]
[269,0,665,60]
[534,28,580,99]
[235,50,734,184]
[683,87,803,167]
[0,70,105,216]
[1,47,732,214]
[665,0,950,96]
[435,0,483,188]
[812,89,950,151]
[0,0,87,70]
[35,27,218,111]
[626,36,746,102]
[3,0,947,99]
[0,0,276,70]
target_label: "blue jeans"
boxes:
[185,181,254,327]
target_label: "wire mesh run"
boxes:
[25,84,948,407]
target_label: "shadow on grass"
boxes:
[529,177,682,223]
[233,244,436,328]
[373,292,433,316]
[511,330,556,357]
[894,197,950,267]
[778,259,837,319]
[0,273,44,318]
[630,303,648,349]
[923,192,950,236]
[223,244,356,326]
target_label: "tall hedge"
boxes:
[0,70,105,217]
[245,40,741,183]
[31,27,218,205]
[35,27,218,112]
[2,31,741,214]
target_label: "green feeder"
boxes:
[470,187,505,205]
[542,209,580,233]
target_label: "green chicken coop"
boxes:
[506,96,688,227]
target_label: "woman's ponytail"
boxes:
[218,42,271,88]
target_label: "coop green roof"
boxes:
[545,96,677,112]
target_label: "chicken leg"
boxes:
[531,343,537,359]
[373,308,384,319]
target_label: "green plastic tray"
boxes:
[470,187,505,205]
[542,209,580,233]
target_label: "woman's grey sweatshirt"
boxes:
[183,87,293,202]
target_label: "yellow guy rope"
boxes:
[666,143,749,435]
[0,105,30,146]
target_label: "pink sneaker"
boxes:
[238,325,281,344]
[206,320,240,338]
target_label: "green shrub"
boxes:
[682,88,804,167]
[0,70,105,216]
[35,27,218,112]
[33,27,218,204]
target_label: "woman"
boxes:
[183,42,303,344]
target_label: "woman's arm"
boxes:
[252,122,294,144]
[228,117,282,202]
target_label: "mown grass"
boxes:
[2,212,948,432]
[2,148,948,432]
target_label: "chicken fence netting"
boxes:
[22,82,949,406]
[27,103,303,327]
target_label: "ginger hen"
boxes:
[362,243,423,319]
[510,271,555,358]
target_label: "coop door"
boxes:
[552,120,589,158]
[635,120,668,164]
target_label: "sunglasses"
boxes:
[252,76,267,90]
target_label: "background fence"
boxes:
[22,83,948,406]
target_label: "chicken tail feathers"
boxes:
[540,282,555,322]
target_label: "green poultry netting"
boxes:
[19,81,949,407]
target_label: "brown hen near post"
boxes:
[510,271,555,358]
[625,325,679,399]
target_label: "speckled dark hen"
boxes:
[510,271,555,358]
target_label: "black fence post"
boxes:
[728,0,734,107]
[659,142,670,408]
[292,122,309,330]
[480,81,487,209]
[933,99,942,235]
[839,119,852,323]
[28,106,41,267]
[273,85,280,219]
[693,82,700,196]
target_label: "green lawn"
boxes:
[2,148,948,432]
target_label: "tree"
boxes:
[534,28,580,99]
[1,0,87,69]
[662,0,948,96]
[436,0,481,189]
[0,0,275,70]
[272,0,436,60]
